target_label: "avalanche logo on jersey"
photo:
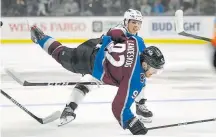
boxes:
[140,73,145,83]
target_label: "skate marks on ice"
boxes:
[1,103,216,137]
[148,68,216,90]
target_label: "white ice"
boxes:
[1,44,216,137]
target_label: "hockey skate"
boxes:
[136,99,153,123]
[30,25,46,43]
[58,103,76,127]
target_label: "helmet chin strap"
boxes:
[123,19,130,31]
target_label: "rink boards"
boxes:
[1,16,215,44]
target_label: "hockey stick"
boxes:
[148,118,216,130]
[5,68,103,86]
[175,10,211,42]
[1,89,61,124]
[22,81,100,86]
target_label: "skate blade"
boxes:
[42,111,61,124]
[58,117,75,127]
[58,121,72,127]
[138,116,152,123]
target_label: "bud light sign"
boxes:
[149,18,203,35]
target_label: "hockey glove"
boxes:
[127,117,148,135]
[111,34,127,43]
[107,30,127,43]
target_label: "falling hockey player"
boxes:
[30,9,165,135]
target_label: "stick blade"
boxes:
[5,68,25,85]
[175,10,184,33]
[42,111,61,124]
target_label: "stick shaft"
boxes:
[148,118,216,130]
[1,89,43,123]
[179,32,211,42]
[23,81,101,86]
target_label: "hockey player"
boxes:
[31,27,165,134]
[40,8,153,126]
[31,9,165,135]
[30,24,165,135]
[103,9,154,123]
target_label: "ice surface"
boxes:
[1,44,216,137]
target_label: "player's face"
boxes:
[142,62,163,78]
[145,70,153,78]
[128,20,142,34]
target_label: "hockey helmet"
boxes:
[123,9,143,26]
[140,46,165,74]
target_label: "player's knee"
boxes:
[56,47,78,73]
[74,83,89,95]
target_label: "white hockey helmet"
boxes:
[123,9,143,26]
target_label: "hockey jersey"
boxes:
[92,35,146,129]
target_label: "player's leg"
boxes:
[57,39,101,125]
[54,42,100,125]
[59,74,100,125]
[134,88,153,123]
[54,38,99,74]
[31,25,99,75]
[31,25,101,125]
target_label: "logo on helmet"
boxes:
[147,50,153,56]
[130,15,135,18]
